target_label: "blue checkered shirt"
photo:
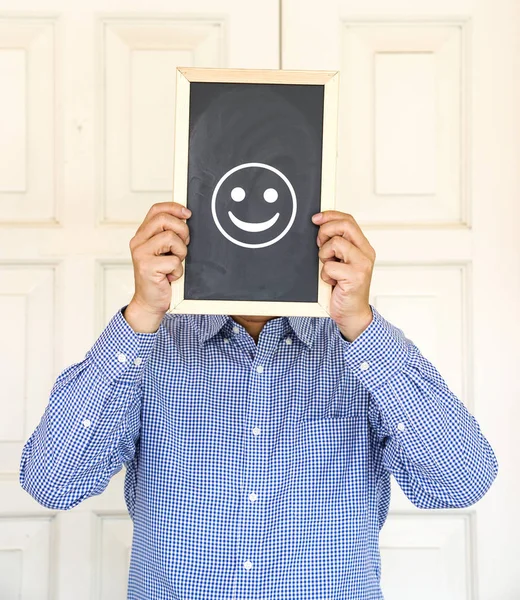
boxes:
[20,306,497,600]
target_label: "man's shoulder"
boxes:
[158,313,225,346]
[160,312,195,339]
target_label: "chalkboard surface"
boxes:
[184,82,324,303]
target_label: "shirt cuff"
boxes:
[88,306,159,383]
[342,306,409,392]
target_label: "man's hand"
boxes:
[124,202,191,333]
[313,211,375,342]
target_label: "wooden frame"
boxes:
[170,67,339,317]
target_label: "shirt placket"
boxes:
[234,336,272,600]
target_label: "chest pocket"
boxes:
[293,415,370,491]
[295,372,368,423]
[298,414,365,438]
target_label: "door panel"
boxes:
[102,18,225,223]
[379,514,471,600]
[0,19,57,223]
[339,23,465,225]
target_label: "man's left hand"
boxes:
[312,210,375,342]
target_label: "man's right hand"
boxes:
[124,202,191,333]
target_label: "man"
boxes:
[20,203,498,600]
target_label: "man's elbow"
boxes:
[407,452,499,510]
[19,451,99,511]
[448,455,499,508]
[19,466,82,510]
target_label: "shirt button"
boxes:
[249,492,258,502]
[82,419,91,428]
[285,337,292,345]
[252,427,261,436]
[256,365,264,374]
[244,560,252,570]
[117,352,127,363]
[223,338,230,344]
[233,326,240,334]
[397,422,406,432]
[360,361,370,371]
[134,357,142,366]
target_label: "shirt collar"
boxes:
[189,314,317,348]
[189,314,230,347]
[287,316,317,348]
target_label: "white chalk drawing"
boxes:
[230,187,246,202]
[228,211,280,233]
[263,188,278,203]
[211,162,297,249]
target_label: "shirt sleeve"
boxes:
[19,308,159,510]
[342,306,498,509]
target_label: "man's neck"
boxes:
[231,315,277,343]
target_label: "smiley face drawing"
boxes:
[211,163,297,249]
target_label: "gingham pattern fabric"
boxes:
[20,306,498,600]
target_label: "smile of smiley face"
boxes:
[211,163,297,249]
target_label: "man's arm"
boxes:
[313,210,497,507]
[19,309,158,510]
[343,307,498,509]
[20,201,191,510]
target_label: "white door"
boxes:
[0,1,278,598]
[283,0,520,598]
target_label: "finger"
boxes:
[135,253,183,283]
[152,256,183,282]
[318,236,367,266]
[132,213,190,250]
[317,219,372,256]
[142,202,191,228]
[137,230,187,261]
[321,260,358,285]
[166,273,178,283]
[133,202,191,246]
[314,212,375,258]
[320,264,336,286]
[150,255,182,275]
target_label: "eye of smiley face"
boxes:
[211,163,297,249]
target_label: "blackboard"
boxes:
[171,68,339,317]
